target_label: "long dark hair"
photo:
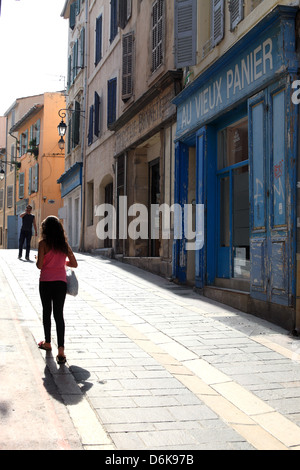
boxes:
[41,216,69,255]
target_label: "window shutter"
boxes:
[19,134,22,158]
[33,163,39,193]
[175,0,197,68]
[94,92,100,137]
[118,0,132,29]
[107,78,117,126]
[70,2,76,30]
[88,105,94,146]
[7,186,13,209]
[67,116,72,153]
[73,40,78,79]
[152,0,164,72]
[122,32,134,101]
[80,27,85,68]
[118,0,127,29]
[35,119,41,146]
[68,55,72,88]
[23,130,28,154]
[19,172,25,199]
[95,14,103,66]
[73,101,81,146]
[127,0,132,22]
[229,0,244,30]
[212,0,224,47]
[28,167,32,195]
[110,0,118,43]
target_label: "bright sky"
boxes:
[0,0,68,116]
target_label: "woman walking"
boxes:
[36,216,78,364]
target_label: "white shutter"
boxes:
[212,0,224,47]
[19,172,25,199]
[28,167,32,195]
[33,163,39,193]
[7,186,13,208]
[152,0,164,72]
[229,0,244,30]
[175,0,197,68]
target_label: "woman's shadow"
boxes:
[42,352,93,405]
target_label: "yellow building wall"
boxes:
[16,92,65,247]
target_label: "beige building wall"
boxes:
[83,0,181,278]
[0,95,44,248]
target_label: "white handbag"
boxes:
[66,269,79,296]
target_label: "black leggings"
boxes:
[39,281,67,348]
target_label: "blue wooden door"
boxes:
[7,215,18,249]
[173,142,189,283]
[249,82,297,306]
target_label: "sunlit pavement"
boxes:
[1,249,300,450]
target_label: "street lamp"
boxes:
[58,119,67,137]
[58,137,65,151]
[0,159,21,181]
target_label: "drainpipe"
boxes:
[295,108,300,333]
[2,117,8,247]
[123,152,127,256]
[79,0,88,252]
[9,130,18,217]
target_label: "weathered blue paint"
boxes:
[173,142,189,283]
[57,162,83,198]
[174,6,298,143]
[195,128,206,288]
[249,77,298,307]
[172,6,298,311]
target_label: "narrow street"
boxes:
[1,249,300,451]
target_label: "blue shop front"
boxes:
[173,6,299,330]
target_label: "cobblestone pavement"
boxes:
[1,249,300,450]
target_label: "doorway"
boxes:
[216,117,250,281]
[149,159,160,257]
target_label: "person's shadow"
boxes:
[42,352,93,405]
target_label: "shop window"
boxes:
[218,118,248,169]
[217,117,250,280]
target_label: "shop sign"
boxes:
[115,85,176,155]
[175,19,294,138]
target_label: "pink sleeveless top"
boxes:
[40,250,67,283]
